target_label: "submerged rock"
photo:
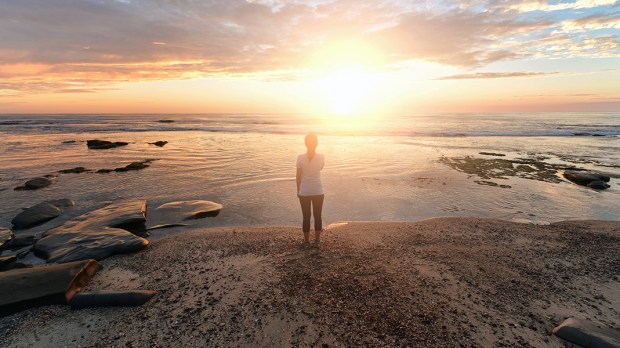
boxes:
[149,141,168,147]
[148,200,223,228]
[478,152,506,157]
[157,119,174,123]
[0,228,13,251]
[553,317,620,348]
[0,259,101,316]
[61,140,77,144]
[114,161,150,172]
[11,199,75,230]
[70,290,157,309]
[96,160,153,173]
[563,171,611,189]
[87,140,129,150]
[14,177,52,191]
[58,167,90,174]
[34,200,149,263]
[0,255,17,271]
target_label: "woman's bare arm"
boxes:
[296,167,302,196]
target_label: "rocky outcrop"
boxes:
[34,200,149,263]
[70,290,157,309]
[149,141,168,147]
[147,200,223,229]
[14,177,52,190]
[157,119,174,123]
[563,171,611,190]
[87,140,129,150]
[96,159,153,174]
[11,199,75,230]
[0,259,101,316]
[553,318,620,348]
[0,228,13,251]
[58,167,90,174]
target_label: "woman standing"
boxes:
[296,132,325,249]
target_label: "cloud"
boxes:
[0,0,617,94]
[505,0,619,12]
[559,12,620,32]
[437,71,559,80]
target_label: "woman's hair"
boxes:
[305,132,318,149]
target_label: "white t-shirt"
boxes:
[297,153,324,196]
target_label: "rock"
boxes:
[34,200,149,263]
[0,228,13,250]
[148,200,223,228]
[157,119,174,123]
[14,177,52,190]
[114,161,150,172]
[61,140,77,144]
[0,255,17,271]
[70,290,157,309]
[588,181,611,190]
[10,230,37,247]
[86,140,129,150]
[11,199,75,230]
[58,167,90,174]
[553,318,620,348]
[97,160,153,174]
[0,259,101,316]
[564,171,611,189]
[479,152,506,157]
[149,141,168,147]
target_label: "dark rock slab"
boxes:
[157,119,174,123]
[149,141,168,147]
[61,140,77,144]
[10,230,37,248]
[114,161,150,172]
[96,159,153,174]
[70,290,156,309]
[148,200,223,228]
[34,200,149,263]
[564,171,611,189]
[479,152,506,157]
[11,199,75,230]
[0,228,13,250]
[58,167,90,174]
[553,318,620,348]
[0,259,101,316]
[0,255,17,271]
[14,177,52,190]
[87,140,129,150]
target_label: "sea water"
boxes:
[0,113,618,230]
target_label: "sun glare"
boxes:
[318,68,378,116]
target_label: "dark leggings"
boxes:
[299,195,324,233]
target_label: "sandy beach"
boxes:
[1,217,618,347]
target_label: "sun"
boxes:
[319,68,378,116]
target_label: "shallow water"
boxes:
[0,113,619,230]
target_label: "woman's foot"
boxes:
[299,242,310,250]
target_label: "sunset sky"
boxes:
[1,0,619,114]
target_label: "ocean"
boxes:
[0,113,619,231]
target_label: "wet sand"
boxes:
[1,218,619,347]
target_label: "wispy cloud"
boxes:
[0,0,618,94]
[437,71,559,80]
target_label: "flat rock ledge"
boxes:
[553,318,620,348]
[34,200,149,263]
[147,200,223,229]
[11,198,75,230]
[14,177,52,191]
[0,259,101,316]
[86,140,129,150]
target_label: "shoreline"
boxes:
[1,217,618,347]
